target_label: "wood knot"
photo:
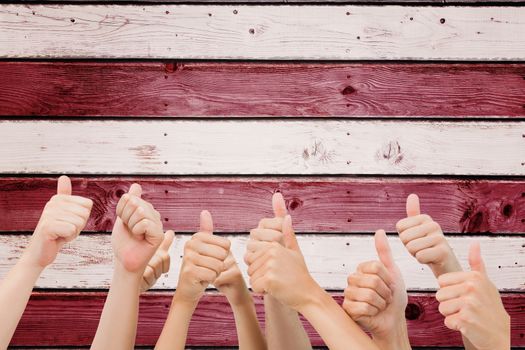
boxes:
[287,198,303,211]
[342,86,356,95]
[164,62,183,73]
[378,140,404,164]
[405,303,421,320]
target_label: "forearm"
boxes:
[0,254,43,349]
[265,295,311,350]
[228,291,266,350]
[155,292,198,350]
[91,261,141,350]
[372,320,411,350]
[298,287,379,350]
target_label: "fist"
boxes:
[176,211,231,303]
[212,252,248,306]
[249,192,288,245]
[112,183,164,273]
[343,230,407,340]
[245,215,316,311]
[26,176,93,268]
[396,194,460,276]
[436,243,510,350]
[141,230,175,292]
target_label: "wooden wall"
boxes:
[0,1,524,349]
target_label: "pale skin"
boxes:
[247,193,312,350]
[91,183,167,350]
[0,176,93,349]
[396,194,462,278]
[436,242,510,350]
[343,230,411,350]
[397,194,509,350]
[245,212,379,350]
[155,211,266,350]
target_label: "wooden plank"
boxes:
[11,292,525,347]
[0,234,523,290]
[1,177,523,234]
[0,120,523,176]
[1,62,524,118]
[1,5,524,60]
[14,0,525,3]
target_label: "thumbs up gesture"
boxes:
[244,200,315,311]
[111,183,165,273]
[25,176,93,268]
[343,230,410,349]
[175,211,231,304]
[436,243,510,350]
[396,194,461,277]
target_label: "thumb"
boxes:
[374,229,395,271]
[468,242,486,274]
[406,193,421,217]
[128,183,142,198]
[283,215,300,251]
[272,192,287,218]
[57,175,72,195]
[200,210,214,233]
[160,230,175,252]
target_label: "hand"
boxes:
[111,183,164,273]
[436,243,510,350]
[141,230,175,292]
[24,176,93,268]
[343,230,409,347]
[176,211,231,304]
[249,192,287,245]
[245,215,317,311]
[213,252,249,306]
[396,194,461,277]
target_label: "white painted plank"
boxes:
[0,5,524,60]
[0,234,522,291]
[0,120,523,175]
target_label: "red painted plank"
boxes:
[11,292,525,347]
[0,177,523,234]
[0,62,523,118]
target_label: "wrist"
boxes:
[431,255,462,277]
[372,319,411,350]
[172,290,200,310]
[19,251,46,276]
[113,259,142,290]
[296,282,329,315]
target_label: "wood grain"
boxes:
[11,292,525,347]
[0,234,523,290]
[1,62,524,118]
[0,120,523,175]
[1,5,524,60]
[1,177,523,234]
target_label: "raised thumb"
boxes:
[128,183,142,198]
[160,230,175,252]
[468,242,486,274]
[374,229,395,270]
[57,175,72,195]
[200,210,214,233]
[406,193,421,217]
[272,192,287,218]
[283,215,299,251]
